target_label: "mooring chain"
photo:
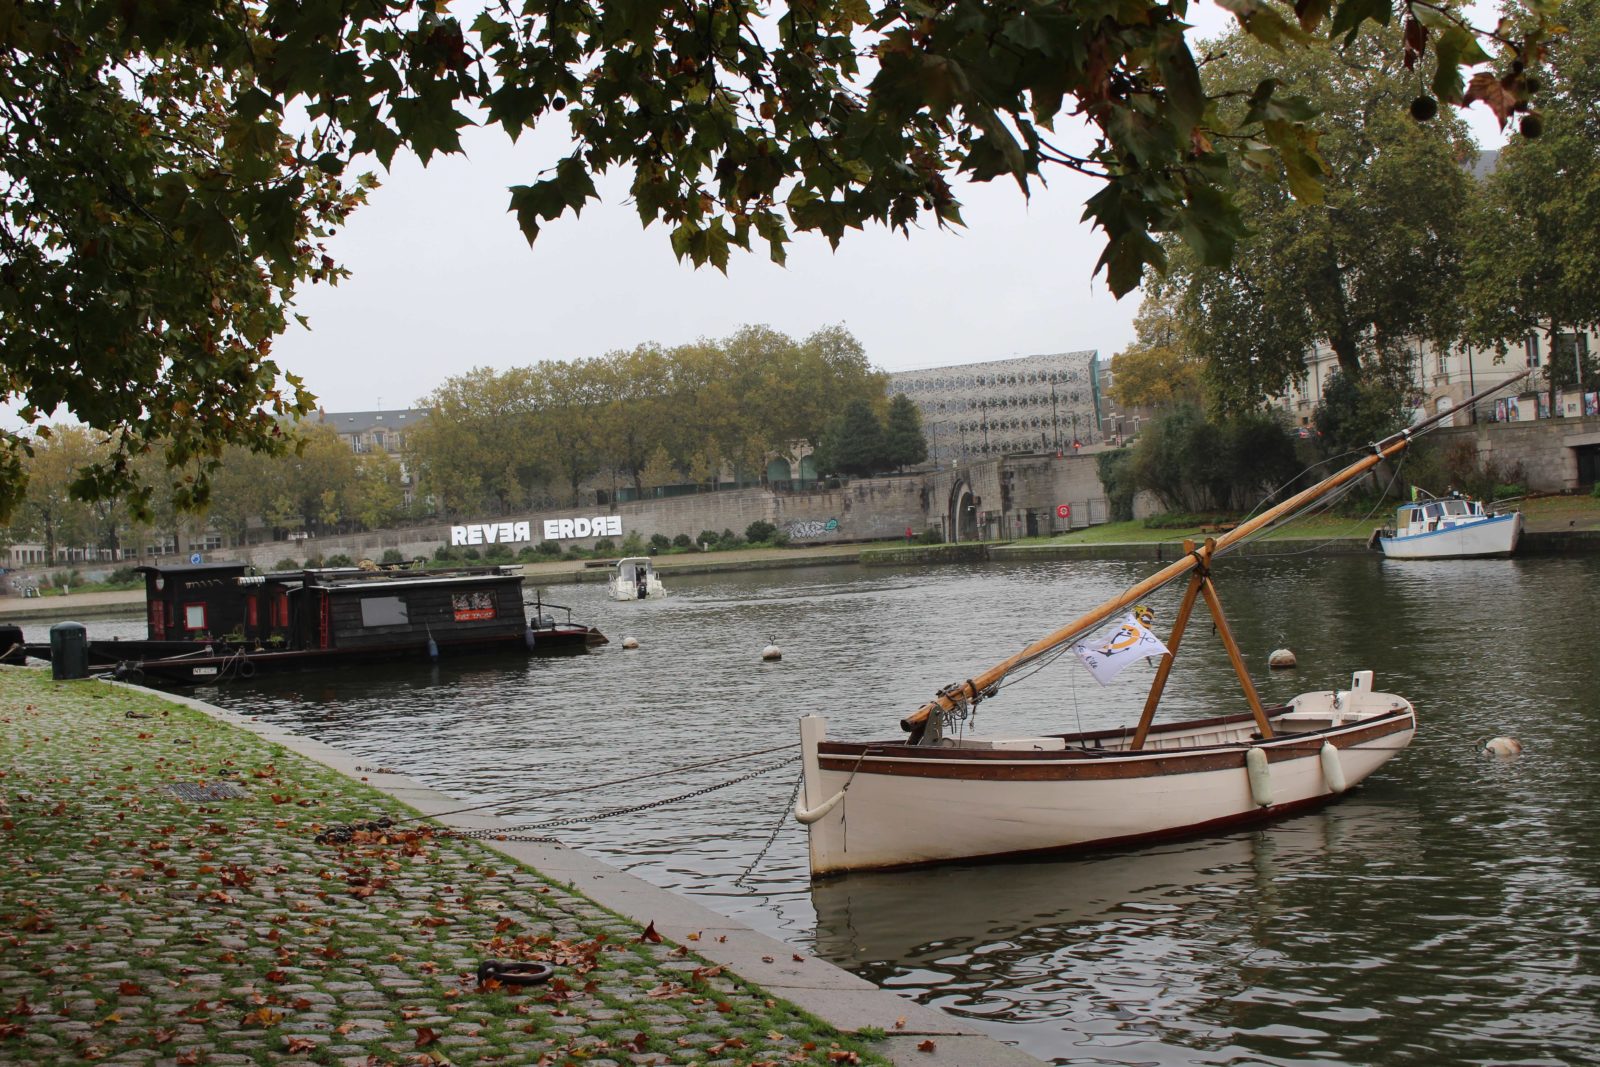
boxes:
[320,755,800,847]
[734,771,804,888]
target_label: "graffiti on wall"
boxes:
[786,518,840,540]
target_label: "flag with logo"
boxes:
[1071,608,1171,686]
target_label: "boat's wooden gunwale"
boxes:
[816,712,1413,782]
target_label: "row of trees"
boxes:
[405,324,889,516]
[1111,9,1600,429]
[2,324,913,559]
[2,425,408,564]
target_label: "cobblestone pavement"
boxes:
[0,667,888,1066]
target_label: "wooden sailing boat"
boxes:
[795,376,1524,877]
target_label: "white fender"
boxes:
[794,789,846,825]
[1320,741,1347,793]
[1246,747,1273,808]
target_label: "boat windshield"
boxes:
[1441,499,1472,516]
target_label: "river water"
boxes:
[38,555,1600,1065]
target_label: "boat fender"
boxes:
[524,627,537,651]
[1319,741,1347,793]
[794,788,846,825]
[427,637,439,661]
[1246,747,1273,808]
[237,659,256,680]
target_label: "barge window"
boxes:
[183,603,207,631]
[360,596,409,627]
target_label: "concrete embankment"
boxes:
[0,666,1042,1066]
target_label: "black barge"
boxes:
[22,562,607,685]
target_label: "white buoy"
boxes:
[1481,736,1522,758]
[761,643,782,661]
[1268,648,1297,669]
[621,636,640,650]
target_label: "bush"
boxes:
[673,533,692,549]
[484,544,513,561]
[381,549,405,565]
[593,538,616,553]
[745,520,778,543]
[916,528,942,545]
[325,553,354,567]
[303,554,325,567]
[1493,482,1527,502]
[649,532,671,551]
[462,547,481,560]
[564,544,587,559]
[1096,447,1137,522]
[697,529,720,547]
[273,557,301,571]
[537,541,563,556]
[433,545,460,562]
[620,531,645,555]
[721,528,738,546]
[516,546,539,562]
[108,566,140,585]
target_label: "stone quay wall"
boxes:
[1433,414,1600,492]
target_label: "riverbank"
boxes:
[0,666,1039,1066]
[6,501,1599,623]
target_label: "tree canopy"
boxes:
[406,324,885,513]
[1167,25,1477,416]
[0,0,1552,521]
[1462,0,1600,409]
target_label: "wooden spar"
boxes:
[1198,562,1273,738]
[898,370,1529,733]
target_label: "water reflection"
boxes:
[41,555,1600,1065]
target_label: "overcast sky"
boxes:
[9,4,1510,425]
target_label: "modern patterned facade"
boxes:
[888,350,1104,467]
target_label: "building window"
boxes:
[183,603,207,631]
[1526,334,1541,367]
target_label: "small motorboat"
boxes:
[608,557,666,601]
[1372,491,1523,559]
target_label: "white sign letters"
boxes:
[450,521,533,547]
[450,514,624,547]
[543,515,623,540]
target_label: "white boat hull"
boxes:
[1378,511,1522,559]
[798,674,1415,876]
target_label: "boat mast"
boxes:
[900,371,1529,734]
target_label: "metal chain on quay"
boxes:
[314,743,800,847]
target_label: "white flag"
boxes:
[1071,610,1171,686]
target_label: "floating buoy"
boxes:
[1268,648,1297,669]
[426,636,439,660]
[1246,747,1273,807]
[621,636,640,650]
[761,643,782,661]
[1481,736,1523,758]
